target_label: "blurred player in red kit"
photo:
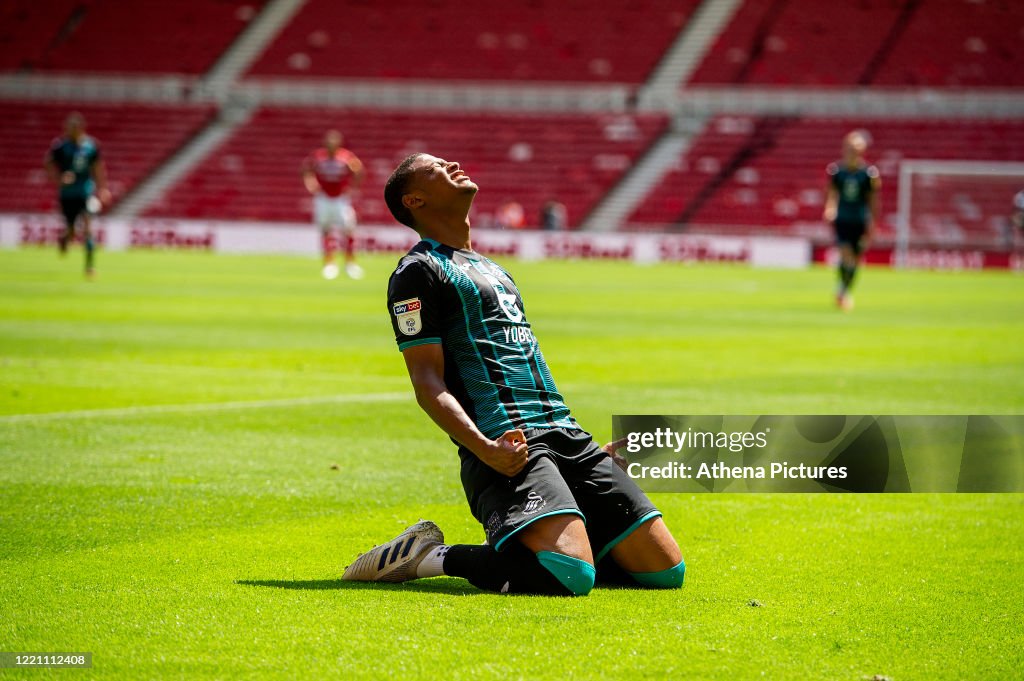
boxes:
[302,130,365,279]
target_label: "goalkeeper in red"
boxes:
[341,154,685,595]
[823,130,880,310]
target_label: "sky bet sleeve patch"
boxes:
[386,255,443,349]
[393,297,422,335]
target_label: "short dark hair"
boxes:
[384,154,422,229]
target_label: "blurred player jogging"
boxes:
[340,153,686,596]
[301,129,365,279]
[44,112,111,278]
[823,130,880,310]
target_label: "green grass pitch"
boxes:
[1,247,1022,680]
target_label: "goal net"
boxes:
[896,160,1024,265]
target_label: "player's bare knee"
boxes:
[516,516,596,595]
[610,517,682,572]
[517,514,593,564]
[611,518,685,589]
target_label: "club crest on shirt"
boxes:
[393,297,422,335]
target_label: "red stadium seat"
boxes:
[148,107,668,228]
[689,0,1024,87]
[0,0,266,75]
[247,0,699,84]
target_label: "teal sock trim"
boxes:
[630,559,686,589]
[536,551,596,596]
[594,510,662,562]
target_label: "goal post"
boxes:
[896,160,1024,267]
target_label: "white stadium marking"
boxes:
[0,391,409,423]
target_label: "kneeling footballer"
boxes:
[342,154,685,595]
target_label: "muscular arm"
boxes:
[823,185,838,222]
[866,175,881,240]
[402,342,528,477]
[93,159,112,203]
[347,155,366,192]
[44,157,64,187]
[302,170,320,195]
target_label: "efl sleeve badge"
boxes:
[392,297,423,336]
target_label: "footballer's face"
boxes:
[65,114,84,140]
[843,134,867,164]
[408,154,479,200]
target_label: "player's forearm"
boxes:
[413,382,493,457]
[44,161,60,186]
[93,161,109,192]
[823,190,838,221]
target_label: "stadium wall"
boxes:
[8,213,1023,270]
[812,245,1023,272]
[0,214,809,269]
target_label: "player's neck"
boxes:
[419,216,473,251]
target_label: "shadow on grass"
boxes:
[235,576,481,596]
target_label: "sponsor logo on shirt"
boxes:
[393,299,421,315]
[393,297,423,335]
[521,491,546,515]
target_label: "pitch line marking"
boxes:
[0,391,410,423]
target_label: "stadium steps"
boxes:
[196,0,309,100]
[582,116,708,232]
[674,115,792,227]
[640,0,745,109]
[110,102,256,219]
[857,0,921,86]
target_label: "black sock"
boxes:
[85,236,95,271]
[443,543,571,595]
[838,263,856,291]
[839,262,856,288]
[594,554,638,587]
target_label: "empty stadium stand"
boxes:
[0,101,215,213]
[147,107,667,228]
[0,0,79,72]
[629,116,1024,246]
[0,0,264,74]
[246,0,700,83]
[689,0,1024,87]
[870,0,1024,87]
[1,0,1022,250]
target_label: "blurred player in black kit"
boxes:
[44,113,111,278]
[823,130,880,310]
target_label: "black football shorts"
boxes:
[458,427,661,561]
[834,219,868,254]
[60,196,88,228]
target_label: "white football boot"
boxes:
[341,520,444,583]
[345,262,364,280]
